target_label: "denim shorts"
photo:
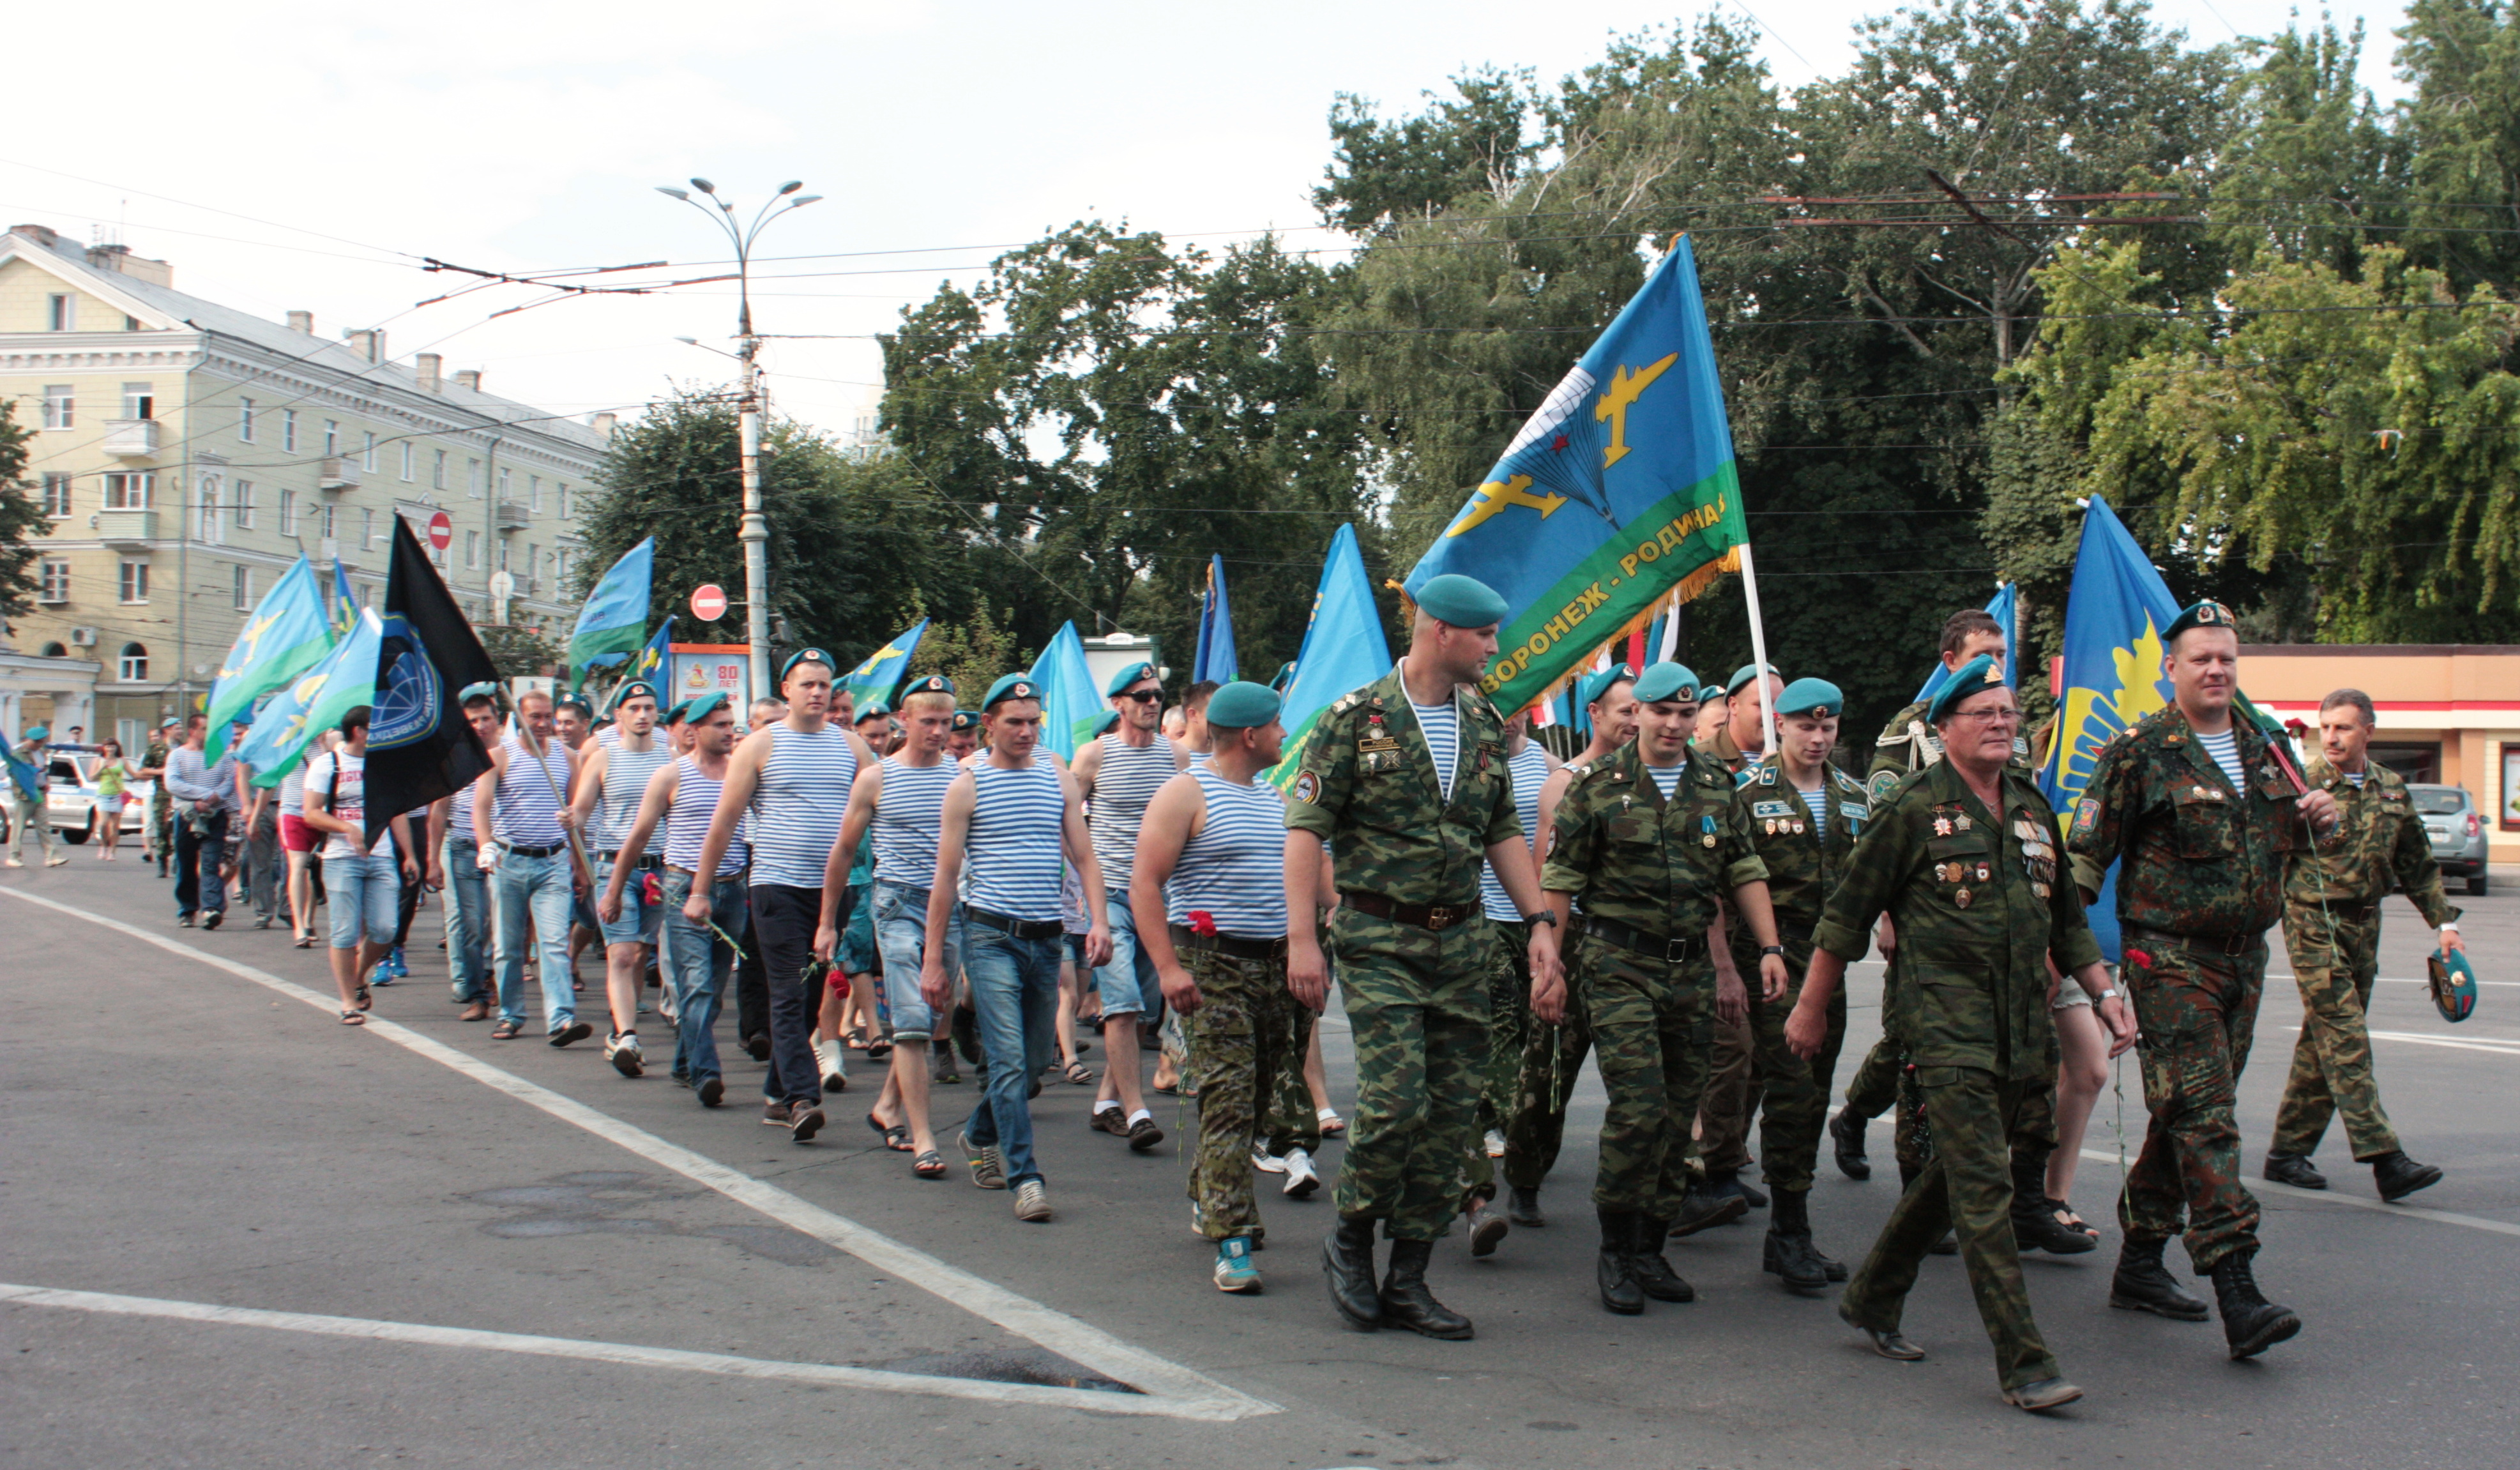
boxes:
[873,881,962,1043]
[1092,892,1160,1019]
[595,856,665,946]
[324,851,402,950]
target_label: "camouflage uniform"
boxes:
[1501,922,1593,1192]
[1467,918,1531,1201]
[1544,743,1766,1218]
[142,736,174,862]
[2268,758,2459,1162]
[1286,668,1519,1241]
[1183,941,1314,1243]
[2067,706,2311,1272]
[1818,758,2099,1393]
[1687,724,1760,1176]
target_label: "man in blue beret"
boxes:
[1688,660,1788,1228]
[947,709,982,762]
[1460,700,1561,1255]
[576,678,674,1077]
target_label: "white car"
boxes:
[5,748,153,844]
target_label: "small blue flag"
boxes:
[331,559,359,640]
[206,556,336,762]
[842,618,929,713]
[1027,621,1102,760]
[1193,555,1239,685]
[568,538,655,690]
[1268,524,1393,793]
[235,610,383,787]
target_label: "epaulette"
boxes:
[1831,766,1869,795]
[1330,690,1364,716]
[1459,683,1503,725]
[1874,701,1929,747]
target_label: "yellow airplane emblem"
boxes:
[852,642,906,677]
[1446,474,1568,538]
[1595,352,1678,469]
[218,613,282,680]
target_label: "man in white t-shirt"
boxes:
[303,706,419,1024]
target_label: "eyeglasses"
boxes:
[1950,708,2022,726]
[1120,690,1163,704]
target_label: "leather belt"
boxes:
[596,849,660,870]
[665,863,747,882]
[967,907,1065,943]
[1170,925,1286,962]
[1340,890,1477,932]
[499,841,566,858]
[2124,924,2259,959]
[1584,913,1695,963]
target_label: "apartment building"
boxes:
[0,224,613,748]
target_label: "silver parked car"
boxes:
[2409,784,2489,897]
[41,748,151,844]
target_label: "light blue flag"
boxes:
[842,618,929,713]
[3,737,40,803]
[205,556,335,762]
[234,609,383,787]
[331,560,359,640]
[1406,236,1747,713]
[568,538,655,690]
[1193,555,1239,684]
[1026,621,1102,760]
[602,618,676,716]
[1268,524,1393,792]
[1913,582,2019,704]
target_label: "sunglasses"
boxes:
[1119,689,1164,704]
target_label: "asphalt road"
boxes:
[5,856,2515,1469]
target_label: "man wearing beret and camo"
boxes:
[1287,573,1560,1340]
[1687,661,1785,1229]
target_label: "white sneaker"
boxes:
[1484,1128,1507,1158]
[1282,1147,1321,1199]
[1252,1149,1289,1175]
[1190,1202,1206,1236]
[4,858,21,868]
[605,1031,644,1078]
[1012,1179,1052,1222]
[814,1036,846,1091]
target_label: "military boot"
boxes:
[2011,1147,2095,1255]
[1630,1215,1695,1302]
[1830,1107,1872,1181]
[1595,1212,1645,1315]
[1322,1217,1383,1331]
[2209,1250,2300,1359]
[2372,1151,2443,1202]
[1670,1177,1749,1237]
[1380,1239,1474,1339]
[2108,1236,2210,1321]
[1762,1188,1830,1293]
[2261,1151,2326,1190]
[1464,1195,1509,1258]
[1506,1185,1546,1227]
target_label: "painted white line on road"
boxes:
[2277,1024,2520,1057]
[0,886,1277,1423]
[2076,1149,2520,1239]
[0,1282,1231,1418]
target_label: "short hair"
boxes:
[515,688,554,713]
[1183,680,1220,715]
[462,690,499,713]
[2319,688,2376,726]
[341,705,372,736]
[1940,608,2005,658]
[751,697,786,720]
[902,689,955,716]
[184,711,208,728]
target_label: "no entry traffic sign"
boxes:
[427,510,453,552]
[690,583,728,622]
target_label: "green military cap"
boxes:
[1925,653,2008,724]
[1776,678,1843,718]
[951,709,980,732]
[1631,661,1701,704]
[1727,662,1780,695]
[982,674,1041,710]
[1204,680,1282,730]
[1414,572,1509,628]
[683,692,730,723]
[2164,600,2236,643]
[778,647,836,680]
[613,679,661,707]
[902,673,954,697]
[1088,709,1120,738]
[1105,661,1160,697]
[1579,663,1636,707]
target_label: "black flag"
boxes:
[364,515,500,847]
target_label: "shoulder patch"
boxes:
[2069,793,2099,838]
[1865,768,1902,805]
[1293,769,1321,805]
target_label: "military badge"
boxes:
[1955,887,1971,909]
[1934,815,1953,837]
[1293,769,1321,805]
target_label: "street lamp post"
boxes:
[655,178,822,702]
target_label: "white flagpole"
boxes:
[1655,591,1682,663]
[1735,543,1780,757]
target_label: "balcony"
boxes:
[494,500,529,531]
[97,509,157,547]
[317,457,361,491]
[101,418,162,457]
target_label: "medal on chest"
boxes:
[1701,814,1717,849]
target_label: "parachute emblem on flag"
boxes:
[2046,614,2171,799]
[368,616,445,752]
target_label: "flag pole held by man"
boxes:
[364,514,503,847]
[204,555,335,762]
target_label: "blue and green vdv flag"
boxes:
[1265,523,1393,794]
[234,608,383,787]
[1404,235,1747,715]
[1026,621,1102,760]
[330,559,359,640]
[600,618,676,715]
[204,556,335,762]
[568,538,655,690]
[842,618,928,713]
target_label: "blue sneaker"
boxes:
[368,960,398,987]
[1213,1236,1261,1294]
[387,946,409,978]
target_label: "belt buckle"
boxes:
[1427,904,1458,930]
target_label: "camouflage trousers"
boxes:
[1182,943,1312,1241]
[2270,905,2399,1162]
[1328,907,1492,1241]
[2118,934,2266,1272]
[1502,936,1593,1193]
[1466,920,1533,1202]
[1585,939,1717,1218]
[1738,956,1849,1193]
[1693,1007,1763,1176]
[1841,1069,2062,1392]
[1848,1029,2057,1185]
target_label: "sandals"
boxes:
[1062,1060,1097,1086]
[490,1019,524,1040]
[1317,1107,1347,1136]
[865,1040,893,1061]
[2051,1201,2099,1239]
[294,934,315,949]
[911,1150,948,1179]
[339,1010,366,1026]
[354,983,373,1012]
[865,1113,913,1152]
[843,1027,869,1050]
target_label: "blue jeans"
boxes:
[323,850,401,950]
[663,868,749,1087]
[492,849,578,1032]
[872,881,963,1042]
[443,836,490,1002]
[595,856,665,946]
[963,922,1063,1188]
[1092,892,1161,1019]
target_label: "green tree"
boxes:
[478,623,565,681]
[0,401,49,629]
[2397,0,2520,296]
[904,595,1029,699]
[1314,65,1542,234]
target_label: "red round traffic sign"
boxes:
[690,583,728,622]
[427,510,453,552]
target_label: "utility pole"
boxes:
[655,178,821,702]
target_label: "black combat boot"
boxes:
[1506,1185,1546,1227]
[1381,1239,1475,1339]
[2372,1150,2443,1202]
[1630,1216,1696,1302]
[1830,1107,1872,1181]
[2209,1250,2300,1359]
[1595,1211,1645,1315]
[2010,1146,2095,1255]
[2108,1236,2210,1321]
[1322,1216,1383,1331]
[1671,1176,1749,1237]
[1762,1188,1830,1292]
[2261,1151,2326,1190]
[1708,1167,1768,1210]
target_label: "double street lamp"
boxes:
[655,178,821,702]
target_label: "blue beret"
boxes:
[556,693,594,717]
[661,700,689,725]
[951,709,981,732]
[1775,678,1842,718]
[1632,661,1701,704]
[1926,654,2009,724]
[1699,684,1727,704]
[1579,664,1636,708]
[854,701,890,722]
[1204,681,1282,729]
[1088,709,1120,738]
[24,724,49,742]
[458,681,503,704]
[1727,662,1780,695]
[1415,573,1509,628]
[683,692,730,724]
[613,679,660,707]
[1269,660,1296,692]
[2164,600,2236,644]
[779,647,836,680]
[983,674,1042,710]
[901,674,954,698]
[1105,662,1160,698]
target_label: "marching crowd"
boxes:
[6,569,2474,1414]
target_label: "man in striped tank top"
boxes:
[428,686,506,1022]
[579,680,674,1078]
[816,674,964,1178]
[606,693,750,1109]
[926,674,1112,1223]
[1462,708,1559,1255]
[1070,661,1188,1152]
[1131,681,1303,1292]
[689,650,877,1142]
[470,688,595,1045]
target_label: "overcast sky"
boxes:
[9,1,2418,436]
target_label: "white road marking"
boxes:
[2077,1149,2520,1239]
[0,1282,1232,1418]
[0,886,1276,1423]
[2277,1024,2520,1057]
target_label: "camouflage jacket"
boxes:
[2286,757,2459,928]
[2065,705,2311,942]
[1866,697,2035,805]
[1696,724,1752,775]
[1541,741,1767,943]
[1816,758,2100,1078]
[1286,665,1520,910]
[1729,755,1871,948]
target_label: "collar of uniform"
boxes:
[2164,703,2264,794]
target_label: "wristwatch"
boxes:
[1526,910,1559,929]
[2096,987,2120,1001]
[1759,944,1784,957]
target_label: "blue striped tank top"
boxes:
[872,754,957,890]
[665,755,748,877]
[449,774,475,834]
[494,732,570,846]
[964,756,1066,921]
[1481,741,1552,921]
[601,739,674,849]
[749,725,858,889]
[1087,733,1177,889]
[1167,766,1288,939]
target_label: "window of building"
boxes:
[558,481,571,519]
[464,529,480,569]
[280,488,298,535]
[198,477,224,544]
[528,543,540,592]
[233,564,253,610]
[42,386,73,430]
[366,432,380,473]
[239,398,255,441]
[361,507,374,550]
[39,473,72,518]
[497,539,510,573]
[362,583,375,609]
[433,449,447,490]
[400,441,414,481]
[321,504,336,543]
[323,420,339,458]
[40,642,68,658]
[103,472,153,510]
[119,642,148,681]
[47,294,75,331]
[282,410,298,453]
[529,476,543,513]
[556,547,570,588]
[234,480,255,530]
[124,315,140,332]
[467,458,482,498]
[119,561,149,605]
[38,560,69,603]
[497,467,512,502]
[122,383,155,420]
